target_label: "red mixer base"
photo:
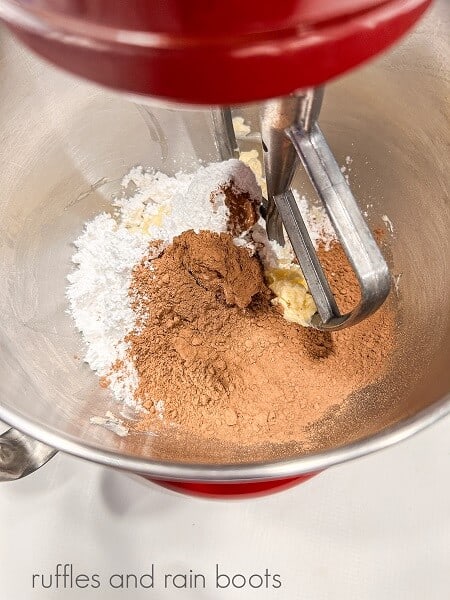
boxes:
[146,473,319,499]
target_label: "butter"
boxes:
[127,205,171,234]
[140,205,170,233]
[265,266,317,327]
[232,116,251,137]
[239,149,268,198]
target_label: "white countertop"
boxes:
[0,417,449,600]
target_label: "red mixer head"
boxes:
[0,0,432,105]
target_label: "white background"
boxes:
[0,417,449,600]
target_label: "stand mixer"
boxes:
[0,0,432,329]
[0,0,448,498]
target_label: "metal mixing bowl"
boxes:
[0,2,448,491]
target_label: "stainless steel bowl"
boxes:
[0,2,449,486]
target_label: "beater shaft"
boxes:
[260,90,325,245]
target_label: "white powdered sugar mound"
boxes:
[66,214,149,370]
[66,214,149,405]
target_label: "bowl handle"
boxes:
[0,428,57,482]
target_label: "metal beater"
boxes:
[213,90,391,331]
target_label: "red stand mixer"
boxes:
[0,0,444,498]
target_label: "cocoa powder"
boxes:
[123,229,396,448]
[218,184,259,235]
[175,229,267,309]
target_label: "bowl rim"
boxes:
[0,394,449,481]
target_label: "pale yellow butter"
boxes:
[127,205,171,234]
[239,149,268,198]
[265,266,317,327]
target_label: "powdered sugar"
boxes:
[89,411,129,437]
[66,213,148,395]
